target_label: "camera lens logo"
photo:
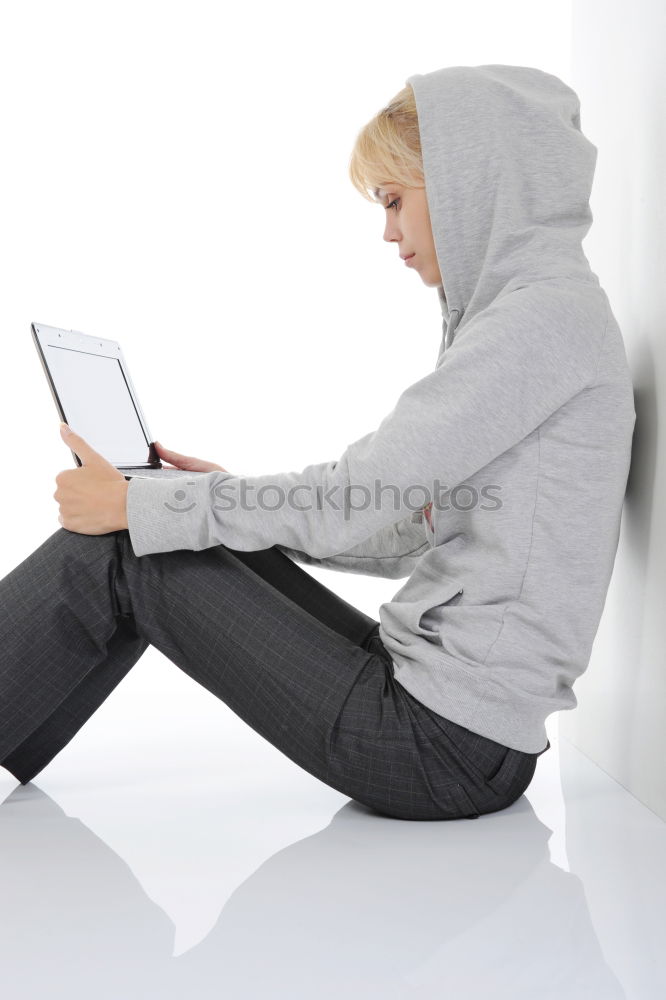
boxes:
[164,481,198,513]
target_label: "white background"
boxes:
[0,0,573,956]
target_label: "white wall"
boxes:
[561,0,666,820]
[3,2,660,825]
[0,2,572,713]
[0,1,575,938]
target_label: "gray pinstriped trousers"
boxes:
[0,527,546,820]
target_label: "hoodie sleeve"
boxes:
[125,288,606,560]
[274,512,430,580]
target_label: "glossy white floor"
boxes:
[1,653,665,1000]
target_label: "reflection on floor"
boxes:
[1,727,664,999]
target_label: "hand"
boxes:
[54,423,129,534]
[154,441,228,474]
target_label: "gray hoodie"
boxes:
[126,65,636,754]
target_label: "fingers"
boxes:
[153,444,182,471]
[155,443,184,461]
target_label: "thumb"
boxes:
[60,422,107,467]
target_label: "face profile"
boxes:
[374,183,443,288]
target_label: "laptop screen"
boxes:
[43,341,152,467]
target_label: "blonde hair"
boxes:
[348,84,424,203]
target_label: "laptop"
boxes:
[32,322,210,480]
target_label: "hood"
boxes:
[405,64,600,365]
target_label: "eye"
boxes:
[387,198,400,211]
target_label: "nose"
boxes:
[383,216,400,243]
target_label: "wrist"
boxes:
[117,479,129,531]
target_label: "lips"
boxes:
[401,253,415,260]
